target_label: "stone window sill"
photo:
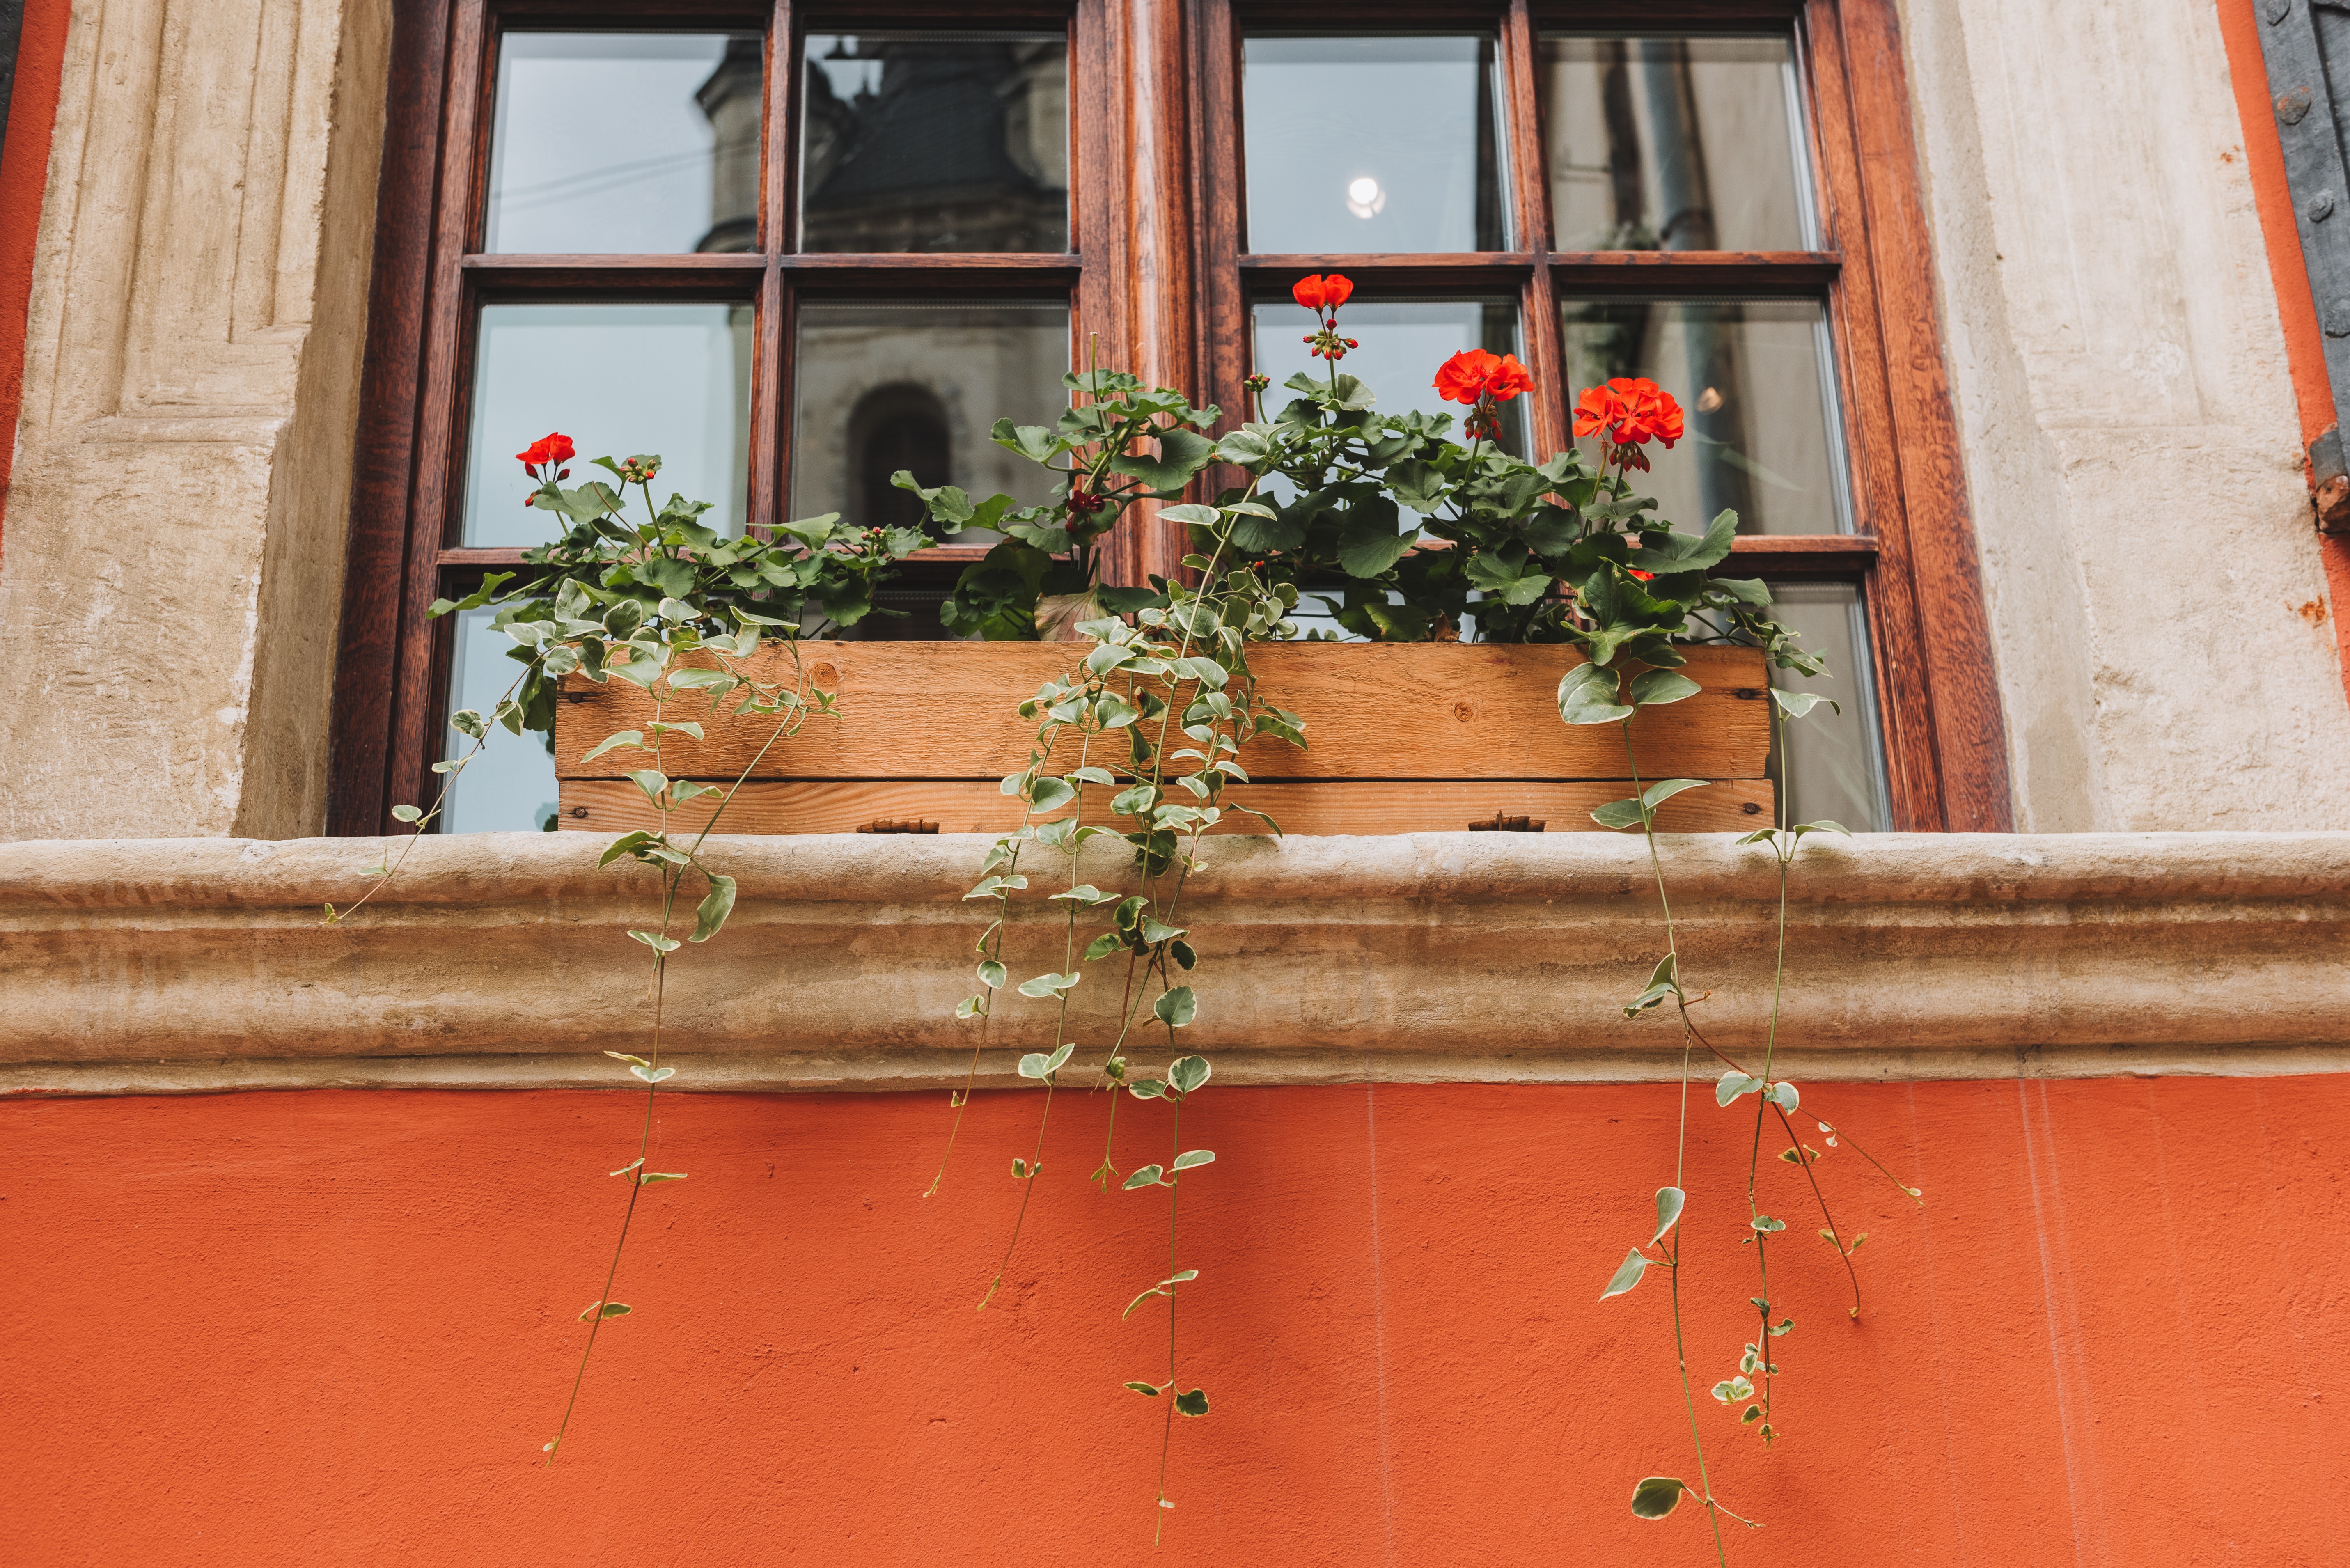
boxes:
[4,832,2345,1096]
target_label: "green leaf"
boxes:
[1601,1247,1649,1300]
[1791,819,1852,839]
[1029,775,1077,813]
[1712,1376,1755,1404]
[1629,669,1702,707]
[689,874,736,943]
[1171,1149,1215,1172]
[1125,1382,1163,1396]
[630,1064,676,1084]
[1652,1186,1685,1245]
[1590,795,1646,831]
[1630,1477,1687,1520]
[1018,1052,1054,1080]
[977,960,1007,988]
[1558,661,1632,726]
[1153,987,1197,1028]
[1623,953,1681,1017]
[1717,1071,1765,1107]
[580,1301,633,1322]
[1174,1387,1210,1418]
[390,803,422,823]
[1767,1080,1800,1111]
[1046,1042,1075,1074]
[628,930,682,954]
[628,769,670,805]
[1066,766,1117,786]
[1645,778,1710,811]
[1126,1079,1167,1100]
[1123,1164,1167,1191]
[1017,971,1079,998]
[1109,427,1217,492]
[1771,688,1840,719]
[638,1171,687,1184]
[1168,1054,1211,1095]
[1334,498,1412,578]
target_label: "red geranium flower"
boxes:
[1574,379,1683,450]
[1292,273,1354,314]
[1434,349,1536,406]
[517,432,575,470]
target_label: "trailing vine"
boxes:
[917,281,1924,1552]
[323,271,1927,1559]
[1563,386,1928,1557]
[326,434,911,1462]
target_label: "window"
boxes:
[331,0,2009,836]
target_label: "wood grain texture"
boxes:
[1829,0,2012,830]
[325,0,451,836]
[556,775,1775,836]
[555,641,1770,780]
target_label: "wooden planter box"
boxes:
[555,642,1772,837]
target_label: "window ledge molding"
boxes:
[4,833,2345,1097]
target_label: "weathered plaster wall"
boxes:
[1900,0,2350,830]
[0,0,389,840]
[5,1075,2346,1564]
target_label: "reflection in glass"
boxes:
[791,301,1068,527]
[1557,298,1846,535]
[1251,299,1524,455]
[486,33,761,255]
[441,607,559,834]
[1243,37,1505,254]
[1763,583,1890,832]
[801,33,1068,253]
[1539,35,1811,253]
[462,303,752,548]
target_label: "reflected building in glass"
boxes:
[798,34,1069,254]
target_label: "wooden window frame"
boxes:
[329,0,2009,835]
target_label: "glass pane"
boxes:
[791,300,1069,527]
[1243,36,1506,254]
[1251,299,1524,455]
[1539,35,1811,252]
[801,33,1069,253]
[1557,297,1847,535]
[1763,583,1891,832]
[486,33,761,255]
[462,303,753,548]
[441,606,559,834]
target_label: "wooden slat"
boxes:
[556,641,1771,782]
[557,776,1775,837]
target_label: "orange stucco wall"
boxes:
[5,1075,2343,1564]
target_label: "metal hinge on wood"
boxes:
[858,818,939,834]
[1468,813,1548,832]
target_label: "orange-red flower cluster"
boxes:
[1572,378,1684,449]
[1291,273,1354,314]
[1433,349,1535,407]
[1293,273,1358,361]
[517,432,575,471]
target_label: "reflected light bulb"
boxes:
[1346,177,1386,218]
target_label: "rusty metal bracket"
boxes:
[2311,427,2350,532]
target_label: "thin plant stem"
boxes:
[1667,1233,1732,1568]
[1155,1087,1184,1543]
[546,646,816,1464]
